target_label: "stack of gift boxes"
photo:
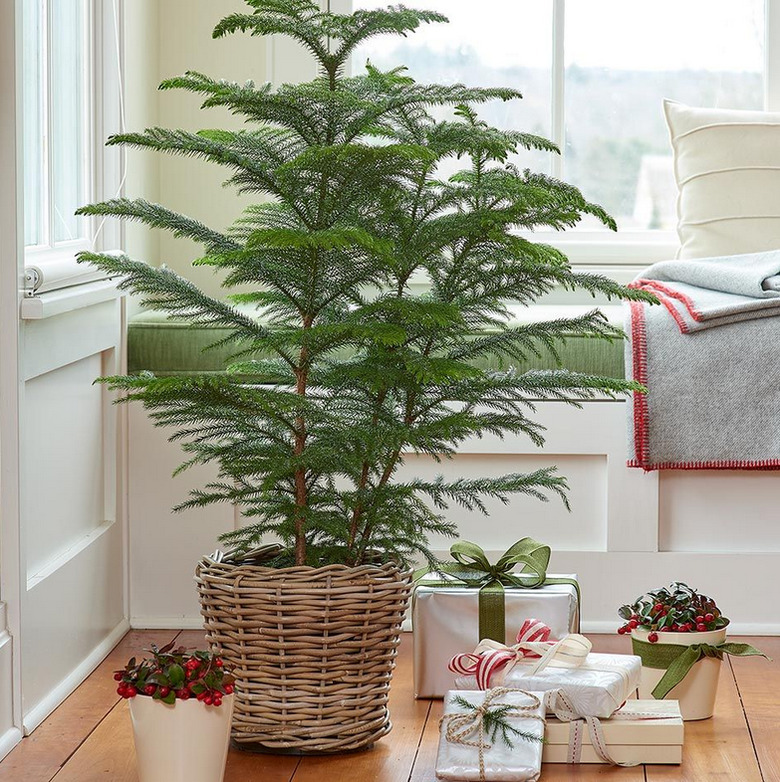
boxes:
[414,539,685,781]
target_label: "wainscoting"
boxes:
[128,397,780,633]
[17,291,127,735]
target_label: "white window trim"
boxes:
[22,0,124,291]
[294,0,779,271]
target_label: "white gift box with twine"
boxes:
[435,688,546,782]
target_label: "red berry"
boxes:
[224,684,233,695]
[696,623,707,632]
[144,685,157,696]
[628,619,638,629]
[197,692,207,701]
[204,695,213,705]
[113,672,123,682]
[159,687,171,698]
[126,686,138,698]
[177,689,191,700]
[705,613,715,623]
[213,697,222,707]
[215,658,224,667]
[695,615,704,623]
[648,632,659,643]
[617,626,626,635]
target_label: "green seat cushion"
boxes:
[128,306,626,379]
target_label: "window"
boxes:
[22,0,123,273]
[352,0,766,264]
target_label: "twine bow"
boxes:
[542,689,632,766]
[632,637,769,699]
[449,620,592,689]
[440,687,544,782]
[415,539,581,642]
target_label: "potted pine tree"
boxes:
[78,0,652,754]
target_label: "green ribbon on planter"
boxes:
[631,637,769,699]
[414,538,581,643]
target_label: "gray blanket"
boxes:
[626,250,780,470]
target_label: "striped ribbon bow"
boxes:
[449,619,592,690]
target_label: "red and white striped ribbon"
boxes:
[448,620,592,690]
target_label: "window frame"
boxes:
[23,0,124,276]
[332,0,777,269]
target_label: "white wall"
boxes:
[123,0,161,270]
[124,0,275,298]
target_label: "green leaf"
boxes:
[167,664,185,688]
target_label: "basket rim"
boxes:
[197,556,413,579]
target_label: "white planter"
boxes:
[632,627,727,721]
[129,694,233,782]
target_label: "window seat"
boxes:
[127,305,626,379]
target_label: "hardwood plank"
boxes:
[408,699,442,782]
[0,629,181,782]
[50,698,301,782]
[645,648,762,782]
[726,635,780,782]
[540,765,646,780]
[290,635,431,782]
[49,701,136,782]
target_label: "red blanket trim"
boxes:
[632,279,703,321]
[629,458,780,471]
[629,300,650,468]
[630,280,697,334]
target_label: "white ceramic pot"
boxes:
[632,626,727,721]
[129,694,233,782]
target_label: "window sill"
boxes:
[20,278,122,320]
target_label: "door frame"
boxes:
[0,0,26,746]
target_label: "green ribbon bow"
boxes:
[631,637,769,699]
[415,538,581,643]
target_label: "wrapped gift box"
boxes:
[455,651,641,718]
[543,699,684,764]
[413,574,578,698]
[436,689,546,782]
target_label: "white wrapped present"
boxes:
[451,630,641,718]
[543,698,684,764]
[435,688,546,782]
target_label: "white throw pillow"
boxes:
[664,99,780,259]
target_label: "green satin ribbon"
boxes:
[631,636,769,699]
[415,538,581,643]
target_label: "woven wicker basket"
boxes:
[195,555,412,754]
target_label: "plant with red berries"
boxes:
[616,582,729,641]
[114,641,235,706]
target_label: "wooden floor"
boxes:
[1,630,777,781]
